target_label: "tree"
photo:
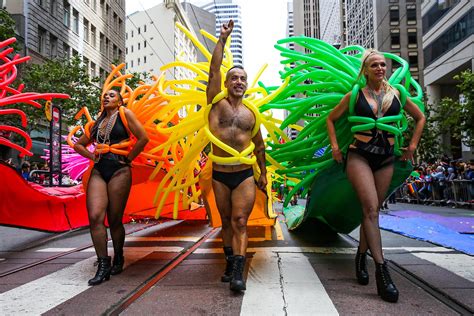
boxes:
[17,55,102,129]
[0,9,20,51]
[404,107,442,164]
[433,70,474,148]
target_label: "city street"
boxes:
[0,202,472,315]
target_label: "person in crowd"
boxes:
[206,20,267,292]
[327,49,425,302]
[74,89,149,285]
[20,161,31,181]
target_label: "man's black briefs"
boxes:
[212,168,254,191]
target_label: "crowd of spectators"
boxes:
[394,156,474,207]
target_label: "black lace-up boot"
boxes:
[88,256,112,286]
[221,247,234,282]
[110,251,124,275]
[355,248,369,285]
[375,261,399,303]
[230,255,246,291]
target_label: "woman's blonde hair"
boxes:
[356,49,399,114]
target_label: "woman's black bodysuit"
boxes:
[347,91,401,172]
[94,115,130,183]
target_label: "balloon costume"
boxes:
[262,37,424,232]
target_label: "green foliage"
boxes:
[404,106,442,163]
[126,71,152,91]
[433,70,474,148]
[17,55,101,129]
[0,9,19,51]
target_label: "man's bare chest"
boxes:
[210,104,255,133]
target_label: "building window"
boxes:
[131,30,134,38]
[126,47,128,54]
[38,26,47,54]
[407,5,416,25]
[83,57,89,74]
[131,45,133,53]
[390,6,399,25]
[100,67,106,81]
[72,48,78,56]
[118,49,122,60]
[144,24,147,32]
[138,27,141,34]
[138,43,140,50]
[63,0,70,27]
[50,0,57,15]
[138,58,140,66]
[105,38,110,58]
[50,34,58,57]
[131,60,133,67]
[408,28,417,48]
[100,0,105,17]
[100,33,105,54]
[91,62,96,77]
[390,29,400,48]
[91,25,96,47]
[105,4,110,22]
[113,12,118,30]
[63,43,70,58]
[408,52,418,68]
[83,18,89,42]
[38,0,45,8]
[118,18,123,34]
[113,44,118,60]
[72,9,79,33]
[144,56,146,64]
[144,40,147,48]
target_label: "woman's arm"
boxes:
[401,97,426,161]
[124,108,149,162]
[73,133,95,161]
[326,92,351,163]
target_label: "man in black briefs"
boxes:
[207,20,267,292]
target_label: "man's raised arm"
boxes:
[207,20,234,105]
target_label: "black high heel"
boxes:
[88,256,112,286]
[355,248,369,285]
[375,261,399,303]
[110,251,124,275]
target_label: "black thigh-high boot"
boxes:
[221,247,234,282]
[376,261,399,303]
[110,250,124,275]
[355,248,369,285]
[230,255,246,291]
[88,256,112,286]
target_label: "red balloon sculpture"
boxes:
[0,37,69,157]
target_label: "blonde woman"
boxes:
[327,49,425,302]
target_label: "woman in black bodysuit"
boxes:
[74,89,149,285]
[327,49,425,302]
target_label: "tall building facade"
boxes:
[342,0,374,48]
[287,1,294,50]
[182,2,215,62]
[422,0,473,160]
[342,0,424,85]
[319,0,341,46]
[125,0,198,81]
[5,0,125,79]
[201,0,243,66]
[293,0,320,41]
